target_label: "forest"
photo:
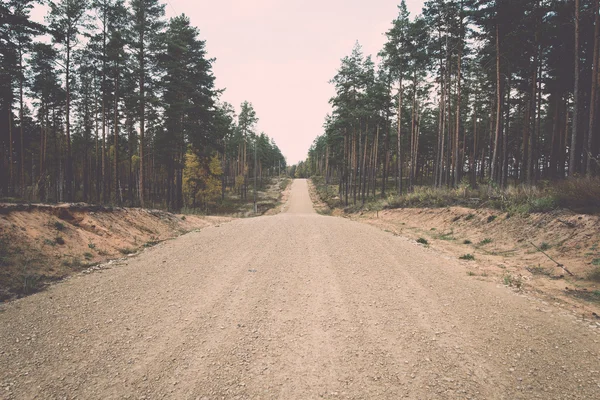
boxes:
[299,0,600,210]
[0,0,286,211]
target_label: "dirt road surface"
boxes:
[1,179,599,399]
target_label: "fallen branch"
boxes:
[529,241,574,276]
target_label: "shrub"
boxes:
[487,215,497,223]
[417,238,429,245]
[553,177,600,213]
[529,196,558,213]
[479,238,493,246]
[540,242,551,251]
[503,273,523,289]
[54,221,66,231]
[84,252,93,260]
[463,239,472,245]
[459,254,475,261]
[55,236,65,245]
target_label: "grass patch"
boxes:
[487,215,497,223]
[459,254,475,261]
[61,257,83,269]
[503,273,523,289]
[479,238,493,246]
[0,236,9,266]
[53,221,66,231]
[467,271,476,276]
[567,289,600,303]
[588,267,600,282]
[83,252,93,260]
[437,231,455,241]
[526,265,551,276]
[88,242,96,249]
[465,213,475,220]
[118,247,136,255]
[592,258,600,266]
[539,242,551,251]
[416,238,429,245]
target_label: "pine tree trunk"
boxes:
[569,0,580,177]
[587,0,600,176]
[65,35,73,202]
[139,6,146,207]
[491,23,502,184]
[397,77,403,195]
[113,64,119,205]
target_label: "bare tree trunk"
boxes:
[65,35,73,202]
[113,64,120,205]
[587,0,600,175]
[397,77,403,195]
[139,6,146,207]
[8,109,13,195]
[569,0,580,177]
[491,23,502,184]
[454,4,464,187]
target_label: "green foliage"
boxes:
[487,215,497,223]
[459,254,475,261]
[118,247,135,255]
[592,258,600,266]
[54,221,66,231]
[479,238,493,246]
[416,238,429,245]
[503,274,523,289]
[539,242,551,251]
[83,252,93,260]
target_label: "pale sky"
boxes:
[166,0,425,164]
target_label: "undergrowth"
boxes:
[309,176,600,215]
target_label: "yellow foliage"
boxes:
[183,148,223,207]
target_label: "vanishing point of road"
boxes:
[1,179,599,399]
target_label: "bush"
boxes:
[417,238,429,245]
[54,221,66,231]
[479,238,493,246]
[459,254,475,261]
[55,236,65,245]
[553,177,600,213]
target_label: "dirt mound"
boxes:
[0,204,231,301]
[352,206,600,316]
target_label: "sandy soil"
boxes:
[346,206,600,317]
[0,179,599,399]
[0,204,231,300]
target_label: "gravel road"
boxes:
[1,179,599,399]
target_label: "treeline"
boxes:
[303,0,600,206]
[0,0,285,210]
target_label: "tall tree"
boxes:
[130,0,165,207]
[47,0,89,201]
